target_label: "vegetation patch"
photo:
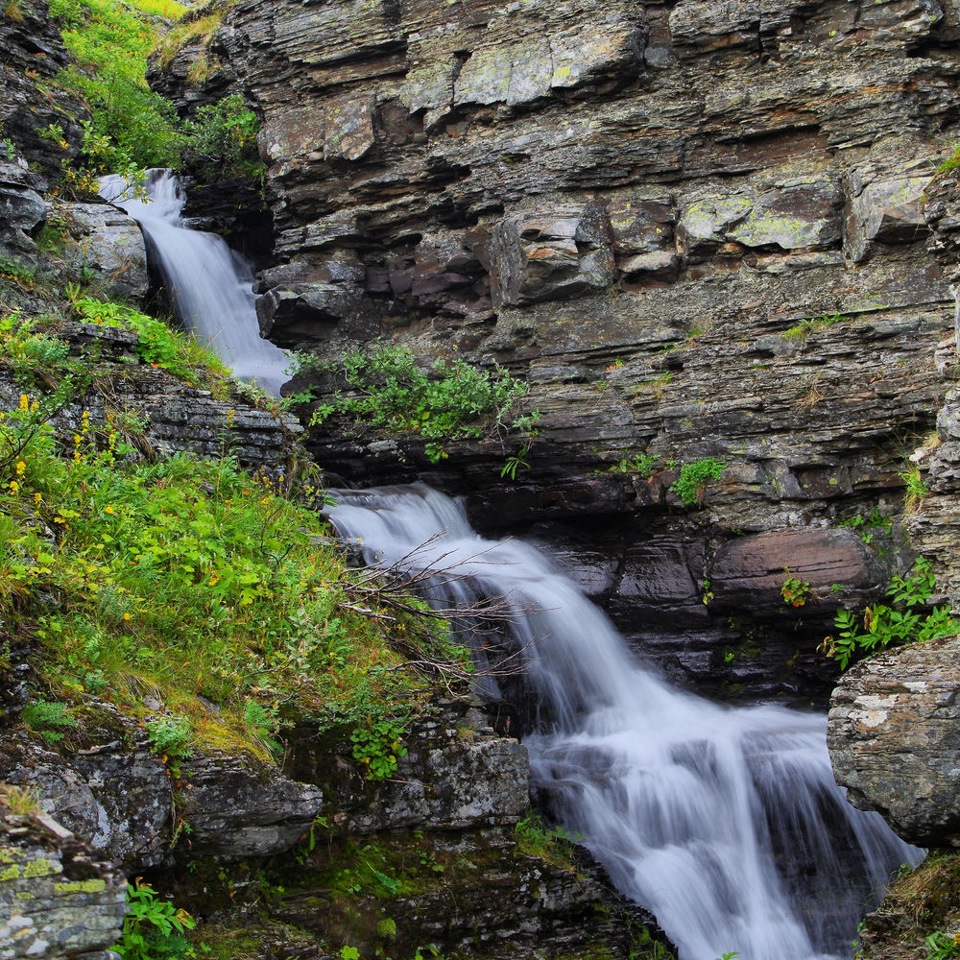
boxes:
[782,312,850,341]
[856,853,960,960]
[309,344,537,464]
[49,0,185,175]
[1,301,469,763]
[669,458,726,508]
[43,0,261,188]
[821,557,958,670]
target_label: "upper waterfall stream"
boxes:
[99,170,289,394]
[326,483,919,960]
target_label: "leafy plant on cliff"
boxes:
[901,463,930,513]
[71,295,231,392]
[350,716,409,781]
[670,458,726,508]
[49,0,186,174]
[114,879,196,960]
[310,345,535,463]
[514,811,582,869]
[180,94,264,182]
[821,557,958,670]
[781,568,811,608]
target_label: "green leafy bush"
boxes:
[50,0,185,173]
[781,569,811,608]
[822,557,959,670]
[351,717,408,780]
[670,458,726,508]
[114,879,196,960]
[181,94,263,181]
[925,930,960,960]
[145,715,193,759]
[311,345,535,463]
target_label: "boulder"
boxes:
[828,635,960,846]
[178,755,324,858]
[60,202,150,301]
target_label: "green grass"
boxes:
[49,0,186,173]
[1,304,464,762]
[782,312,850,340]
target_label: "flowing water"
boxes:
[99,170,289,394]
[105,171,918,959]
[326,483,920,960]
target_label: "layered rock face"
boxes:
[161,0,960,699]
[829,635,960,847]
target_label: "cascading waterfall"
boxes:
[325,483,921,960]
[99,169,289,394]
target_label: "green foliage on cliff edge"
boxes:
[309,345,537,464]
[49,0,186,172]
[821,557,958,670]
[0,306,461,762]
[46,0,262,183]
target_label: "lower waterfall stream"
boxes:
[326,483,920,960]
[101,170,920,959]
[99,170,289,394]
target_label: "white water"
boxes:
[326,483,920,960]
[99,170,289,394]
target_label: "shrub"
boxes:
[670,458,726,507]
[821,557,958,670]
[180,94,263,181]
[50,0,185,172]
[350,717,408,780]
[114,879,195,960]
[311,345,535,463]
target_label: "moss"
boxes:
[0,863,21,881]
[22,857,57,878]
[54,878,107,894]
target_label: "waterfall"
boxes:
[99,169,289,395]
[325,483,920,960]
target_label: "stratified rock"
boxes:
[709,528,889,615]
[291,702,529,834]
[0,163,47,233]
[0,811,127,960]
[828,635,960,846]
[179,755,323,858]
[0,0,86,187]
[151,0,960,700]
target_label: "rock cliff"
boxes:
[152,0,960,703]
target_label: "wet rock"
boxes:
[709,528,890,616]
[828,635,960,846]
